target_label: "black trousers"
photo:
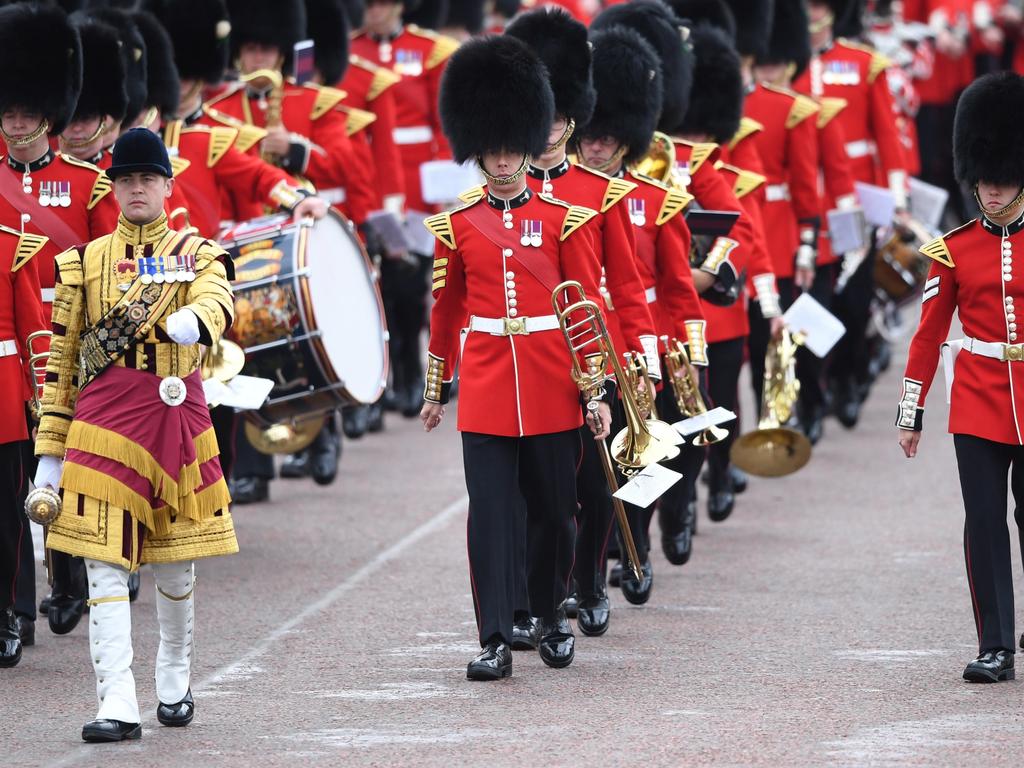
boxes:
[463,429,580,646]
[830,237,877,387]
[380,256,430,395]
[0,441,31,613]
[210,405,237,481]
[705,337,746,480]
[953,434,1024,654]
[573,417,616,597]
[797,264,839,416]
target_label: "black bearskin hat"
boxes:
[758,0,809,69]
[954,72,1024,188]
[339,0,365,28]
[505,7,596,126]
[403,0,446,29]
[578,26,663,166]
[227,0,307,59]
[676,23,742,143]
[439,35,554,163]
[444,0,485,34]
[493,0,520,20]
[305,0,350,84]
[131,10,180,116]
[0,3,83,135]
[721,0,773,58]
[87,8,149,122]
[830,0,864,38]
[141,0,232,84]
[69,15,128,122]
[591,0,693,134]
[665,0,736,40]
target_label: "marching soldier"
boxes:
[506,5,660,618]
[574,23,705,631]
[420,35,606,679]
[350,0,459,419]
[34,127,238,740]
[897,72,1024,683]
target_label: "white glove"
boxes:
[34,456,63,490]
[166,308,201,345]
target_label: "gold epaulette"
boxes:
[407,25,460,69]
[682,141,718,176]
[170,157,191,177]
[457,185,485,205]
[341,105,377,136]
[61,154,112,210]
[919,221,973,268]
[310,85,348,120]
[54,247,84,285]
[601,177,636,213]
[785,94,820,130]
[656,188,693,225]
[424,211,456,249]
[718,163,766,199]
[561,205,598,242]
[235,124,268,152]
[351,55,401,100]
[6,228,47,273]
[728,116,764,151]
[838,38,891,83]
[208,126,238,166]
[817,97,848,129]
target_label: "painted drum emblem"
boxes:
[159,376,187,406]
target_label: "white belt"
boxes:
[468,314,559,336]
[0,339,17,357]
[644,286,657,303]
[319,187,347,205]
[41,287,55,303]
[846,139,877,159]
[765,183,790,202]
[940,336,1024,405]
[393,126,434,145]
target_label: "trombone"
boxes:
[26,330,51,422]
[551,281,679,581]
[730,329,811,477]
[662,336,728,446]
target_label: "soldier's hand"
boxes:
[769,316,786,340]
[794,266,815,291]
[898,428,920,458]
[261,126,291,157]
[587,401,611,440]
[293,196,327,221]
[691,269,715,293]
[420,402,445,432]
[166,308,201,345]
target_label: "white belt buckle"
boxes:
[159,376,187,406]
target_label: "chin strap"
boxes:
[60,117,108,150]
[0,118,50,147]
[544,119,576,155]
[585,145,627,174]
[477,154,529,186]
[975,184,1024,219]
[808,13,833,34]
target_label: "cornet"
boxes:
[662,336,727,446]
[26,330,50,422]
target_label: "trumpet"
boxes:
[662,336,727,446]
[552,281,679,582]
[26,330,51,422]
[730,329,811,477]
[239,68,285,165]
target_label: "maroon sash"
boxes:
[460,202,561,294]
[0,163,83,250]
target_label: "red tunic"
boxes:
[900,217,1024,444]
[0,226,46,444]
[525,161,654,359]
[793,39,906,187]
[350,25,457,213]
[816,98,858,267]
[423,190,602,437]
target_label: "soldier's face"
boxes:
[114,172,174,224]
[480,150,526,183]
[62,116,104,142]
[753,62,790,87]
[238,43,283,75]
[578,136,623,173]
[977,181,1023,214]
[1,108,45,139]
[365,0,402,32]
[807,1,832,31]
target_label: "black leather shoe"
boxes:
[802,406,824,445]
[707,468,735,523]
[157,689,195,726]
[659,504,691,566]
[577,592,610,637]
[963,650,1015,683]
[833,380,861,429]
[310,430,341,486]
[537,611,575,668]
[466,642,512,680]
[231,476,269,504]
[0,609,22,668]
[128,571,141,603]
[511,615,537,651]
[562,592,579,619]
[729,466,748,495]
[366,401,385,433]
[607,562,622,588]
[17,616,34,647]
[342,405,370,439]
[620,559,653,605]
[49,556,87,635]
[38,594,51,614]
[81,719,142,743]
[279,451,311,479]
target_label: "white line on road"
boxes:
[49,493,468,767]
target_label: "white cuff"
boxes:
[753,273,782,318]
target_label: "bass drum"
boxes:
[221,210,388,432]
[874,231,929,306]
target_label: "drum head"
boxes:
[304,212,389,404]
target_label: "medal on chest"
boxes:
[822,60,860,86]
[394,49,422,76]
[138,252,197,285]
[36,181,71,208]
[674,161,692,188]
[520,219,543,248]
[629,198,647,227]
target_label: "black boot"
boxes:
[48,553,86,635]
[963,650,1015,683]
[17,614,34,647]
[81,719,142,742]
[230,476,269,504]
[537,610,575,668]
[833,378,862,429]
[707,465,736,523]
[620,558,653,605]
[467,640,512,680]
[510,614,537,651]
[127,571,141,603]
[157,689,195,727]
[310,422,341,486]
[562,591,579,619]
[279,450,311,479]
[659,503,692,566]
[402,381,423,418]
[729,466,748,495]
[801,403,825,446]
[342,405,370,439]
[0,609,22,668]
[576,590,610,637]
[366,401,385,433]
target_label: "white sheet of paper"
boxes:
[404,210,437,256]
[673,407,737,437]
[908,177,949,232]
[202,375,274,411]
[827,207,866,254]
[783,293,846,358]
[854,182,896,227]
[420,160,484,204]
[613,462,683,508]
